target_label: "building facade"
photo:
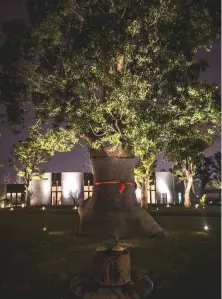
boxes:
[0,171,215,207]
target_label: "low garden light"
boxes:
[204,225,209,232]
[10,207,14,211]
[43,227,47,232]
[195,204,199,209]
[156,208,159,211]
[21,203,25,208]
[42,206,46,211]
[166,204,170,208]
[1,203,4,209]
[73,206,77,210]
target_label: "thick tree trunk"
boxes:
[141,177,148,210]
[184,178,193,208]
[78,149,163,238]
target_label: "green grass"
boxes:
[0,207,220,299]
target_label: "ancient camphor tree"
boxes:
[10,125,77,206]
[0,0,220,236]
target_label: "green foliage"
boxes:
[200,194,206,206]
[0,0,220,157]
[10,125,77,186]
[206,180,222,189]
[163,123,214,180]
[135,153,156,186]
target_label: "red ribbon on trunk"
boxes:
[95,181,137,194]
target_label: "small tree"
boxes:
[69,190,84,207]
[163,125,214,208]
[135,153,156,210]
[10,125,77,206]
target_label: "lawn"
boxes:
[0,207,220,299]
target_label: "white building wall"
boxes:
[61,172,84,206]
[155,172,174,204]
[30,173,52,205]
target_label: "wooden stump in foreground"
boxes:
[70,246,153,299]
[93,248,131,286]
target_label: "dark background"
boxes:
[0,0,221,182]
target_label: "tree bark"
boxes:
[25,190,31,207]
[141,177,148,210]
[78,147,163,238]
[25,179,32,207]
[184,178,193,208]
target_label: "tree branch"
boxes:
[89,124,106,137]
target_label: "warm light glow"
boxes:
[42,206,46,211]
[10,207,14,211]
[1,203,4,208]
[135,188,142,203]
[21,203,25,208]
[156,173,173,203]
[43,227,47,232]
[204,225,209,231]
[62,172,83,205]
[195,204,199,209]
[74,206,77,210]
[166,204,170,208]
[31,173,52,205]
[156,208,159,211]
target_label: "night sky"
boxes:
[0,0,221,183]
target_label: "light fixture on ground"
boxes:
[156,208,159,211]
[204,225,209,232]
[10,207,13,211]
[43,227,47,232]
[166,204,170,208]
[21,203,25,208]
[42,206,46,211]
[195,204,199,209]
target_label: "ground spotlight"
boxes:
[204,225,209,232]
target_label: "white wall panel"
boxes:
[61,172,84,206]
[30,173,52,205]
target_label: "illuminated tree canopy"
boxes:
[0,0,220,156]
